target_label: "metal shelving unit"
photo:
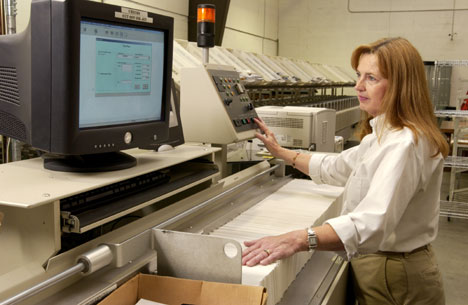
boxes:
[436,109,468,219]
[443,155,468,168]
[438,200,468,219]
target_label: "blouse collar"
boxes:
[370,114,387,136]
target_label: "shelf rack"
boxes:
[436,109,468,219]
[440,200,468,219]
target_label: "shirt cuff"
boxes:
[325,216,359,260]
[308,153,328,184]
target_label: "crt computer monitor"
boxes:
[0,0,173,172]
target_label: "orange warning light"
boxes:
[197,6,215,23]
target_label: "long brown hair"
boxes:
[351,37,448,157]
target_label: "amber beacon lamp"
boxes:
[197,4,215,64]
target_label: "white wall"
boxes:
[278,0,468,74]
[15,0,188,39]
[14,0,279,55]
[15,0,468,65]
[104,0,189,39]
[222,0,278,55]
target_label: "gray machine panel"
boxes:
[208,68,258,132]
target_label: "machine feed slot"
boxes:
[60,161,219,234]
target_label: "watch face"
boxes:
[307,228,317,250]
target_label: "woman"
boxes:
[242,37,448,304]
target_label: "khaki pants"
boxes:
[350,245,445,305]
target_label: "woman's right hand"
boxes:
[254,118,283,158]
[254,118,311,175]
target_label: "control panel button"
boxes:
[235,83,245,94]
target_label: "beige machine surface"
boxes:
[256,106,336,152]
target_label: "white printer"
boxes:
[255,106,336,152]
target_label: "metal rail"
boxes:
[435,109,468,118]
[0,264,86,305]
[444,156,468,169]
[3,0,15,35]
[0,245,113,305]
[440,200,468,220]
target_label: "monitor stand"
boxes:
[43,152,137,172]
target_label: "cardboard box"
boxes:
[98,274,267,305]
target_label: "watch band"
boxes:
[292,152,300,168]
[307,227,318,251]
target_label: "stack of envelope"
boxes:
[209,179,343,305]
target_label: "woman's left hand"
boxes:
[242,229,308,267]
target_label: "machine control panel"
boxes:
[180,64,258,144]
[209,69,258,132]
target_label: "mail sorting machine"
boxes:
[0,64,348,305]
[0,22,347,305]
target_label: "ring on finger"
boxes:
[263,249,271,256]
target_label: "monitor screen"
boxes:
[79,20,165,129]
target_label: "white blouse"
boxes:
[308,116,444,260]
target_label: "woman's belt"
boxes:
[376,244,430,258]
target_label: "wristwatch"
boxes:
[307,227,318,251]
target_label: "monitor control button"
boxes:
[124,132,133,144]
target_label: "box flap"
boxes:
[139,274,202,305]
[98,274,267,305]
[200,281,267,305]
[97,274,139,305]
[261,292,268,305]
